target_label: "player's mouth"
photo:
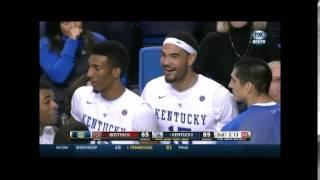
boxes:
[52,111,58,120]
[163,67,176,76]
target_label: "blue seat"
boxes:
[139,46,163,95]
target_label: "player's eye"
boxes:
[61,21,70,25]
[171,54,178,58]
[89,65,100,71]
[43,100,50,105]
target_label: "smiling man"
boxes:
[141,31,238,135]
[70,41,158,144]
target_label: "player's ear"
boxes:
[245,81,254,94]
[187,53,197,66]
[112,67,121,78]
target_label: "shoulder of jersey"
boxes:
[145,76,167,89]
[125,88,146,105]
[198,75,228,92]
[74,86,94,96]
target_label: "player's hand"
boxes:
[69,27,83,40]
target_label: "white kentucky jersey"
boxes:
[71,86,158,139]
[141,74,238,133]
[39,126,56,144]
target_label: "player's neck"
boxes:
[247,94,274,106]
[172,71,198,92]
[101,81,125,101]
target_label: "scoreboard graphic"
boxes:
[69,131,251,141]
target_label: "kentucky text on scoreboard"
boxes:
[70,131,251,141]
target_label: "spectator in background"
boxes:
[268,61,281,103]
[194,21,280,89]
[40,80,59,144]
[40,21,106,125]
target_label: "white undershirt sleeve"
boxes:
[70,88,82,122]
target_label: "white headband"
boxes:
[163,37,197,54]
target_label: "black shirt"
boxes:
[194,25,280,88]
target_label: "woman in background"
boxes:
[40,21,106,125]
[194,21,280,89]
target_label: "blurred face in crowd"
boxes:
[60,21,83,38]
[39,89,58,126]
[269,62,281,103]
[230,21,248,28]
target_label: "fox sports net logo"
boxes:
[251,30,267,46]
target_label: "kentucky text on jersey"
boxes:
[155,108,207,125]
[82,114,126,131]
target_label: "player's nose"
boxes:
[228,81,233,89]
[87,67,94,79]
[160,56,170,66]
[51,100,58,110]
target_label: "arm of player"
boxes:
[132,102,159,132]
[212,89,239,131]
[132,102,159,145]
[141,81,151,102]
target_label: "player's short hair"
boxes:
[90,40,129,76]
[234,57,272,95]
[40,78,52,90]
[165,31,198,53]
[54,120,90,144]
